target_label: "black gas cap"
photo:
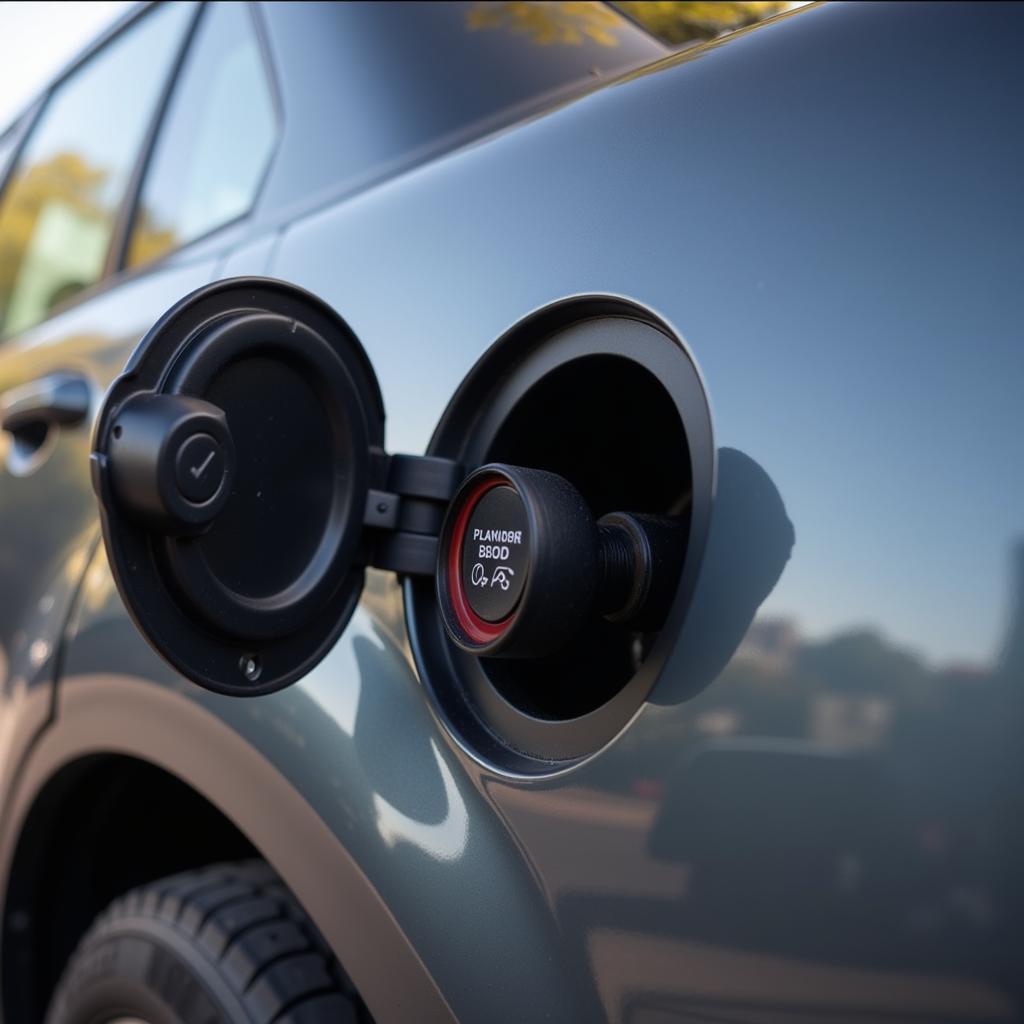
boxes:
[437,463,688,659]
[460,484,529,622]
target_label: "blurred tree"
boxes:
[615,1,790,46]
[0,149,177,332]
[0,151,107,322]
[465,1,792,52]
[466,2,623,46]
[125,206,178,270]
[796,629,931,698]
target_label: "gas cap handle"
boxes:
[99,393,236,534]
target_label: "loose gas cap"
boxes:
[437,464,688,658]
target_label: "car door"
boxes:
[0,1,278,796]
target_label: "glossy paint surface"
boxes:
[11,2,1024,1022]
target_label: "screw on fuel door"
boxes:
[437,464,688,658]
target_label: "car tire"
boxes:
[45,860,369,1024]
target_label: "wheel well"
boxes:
[2,754,257,1023]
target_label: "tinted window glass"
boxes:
[258,2,665,214]
[127,3,277,269]
[0,3,192,336]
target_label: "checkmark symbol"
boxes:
[190,450,216,480]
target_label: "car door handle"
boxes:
[0,372,91,436]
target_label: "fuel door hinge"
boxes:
[363,453,464,575]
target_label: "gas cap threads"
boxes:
[437,463,688,658]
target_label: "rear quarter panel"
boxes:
[58,3,1024,1021]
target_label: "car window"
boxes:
[126,3,277,270]
[0,3,193,337]
[256,2,665,215]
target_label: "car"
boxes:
[0,1,1021,1021]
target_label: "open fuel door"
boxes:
[91,278,460,696]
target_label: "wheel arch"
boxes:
[0,675,455,1024]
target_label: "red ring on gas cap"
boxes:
[446,474,518,645]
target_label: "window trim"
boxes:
[0,102,42,208]
[104,1,206,280]
[113,0,284,276]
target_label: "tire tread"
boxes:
[47,859,367,1024]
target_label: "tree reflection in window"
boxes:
[464,1,793,50]
[616,2,791,47]
[0,2,191,336]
